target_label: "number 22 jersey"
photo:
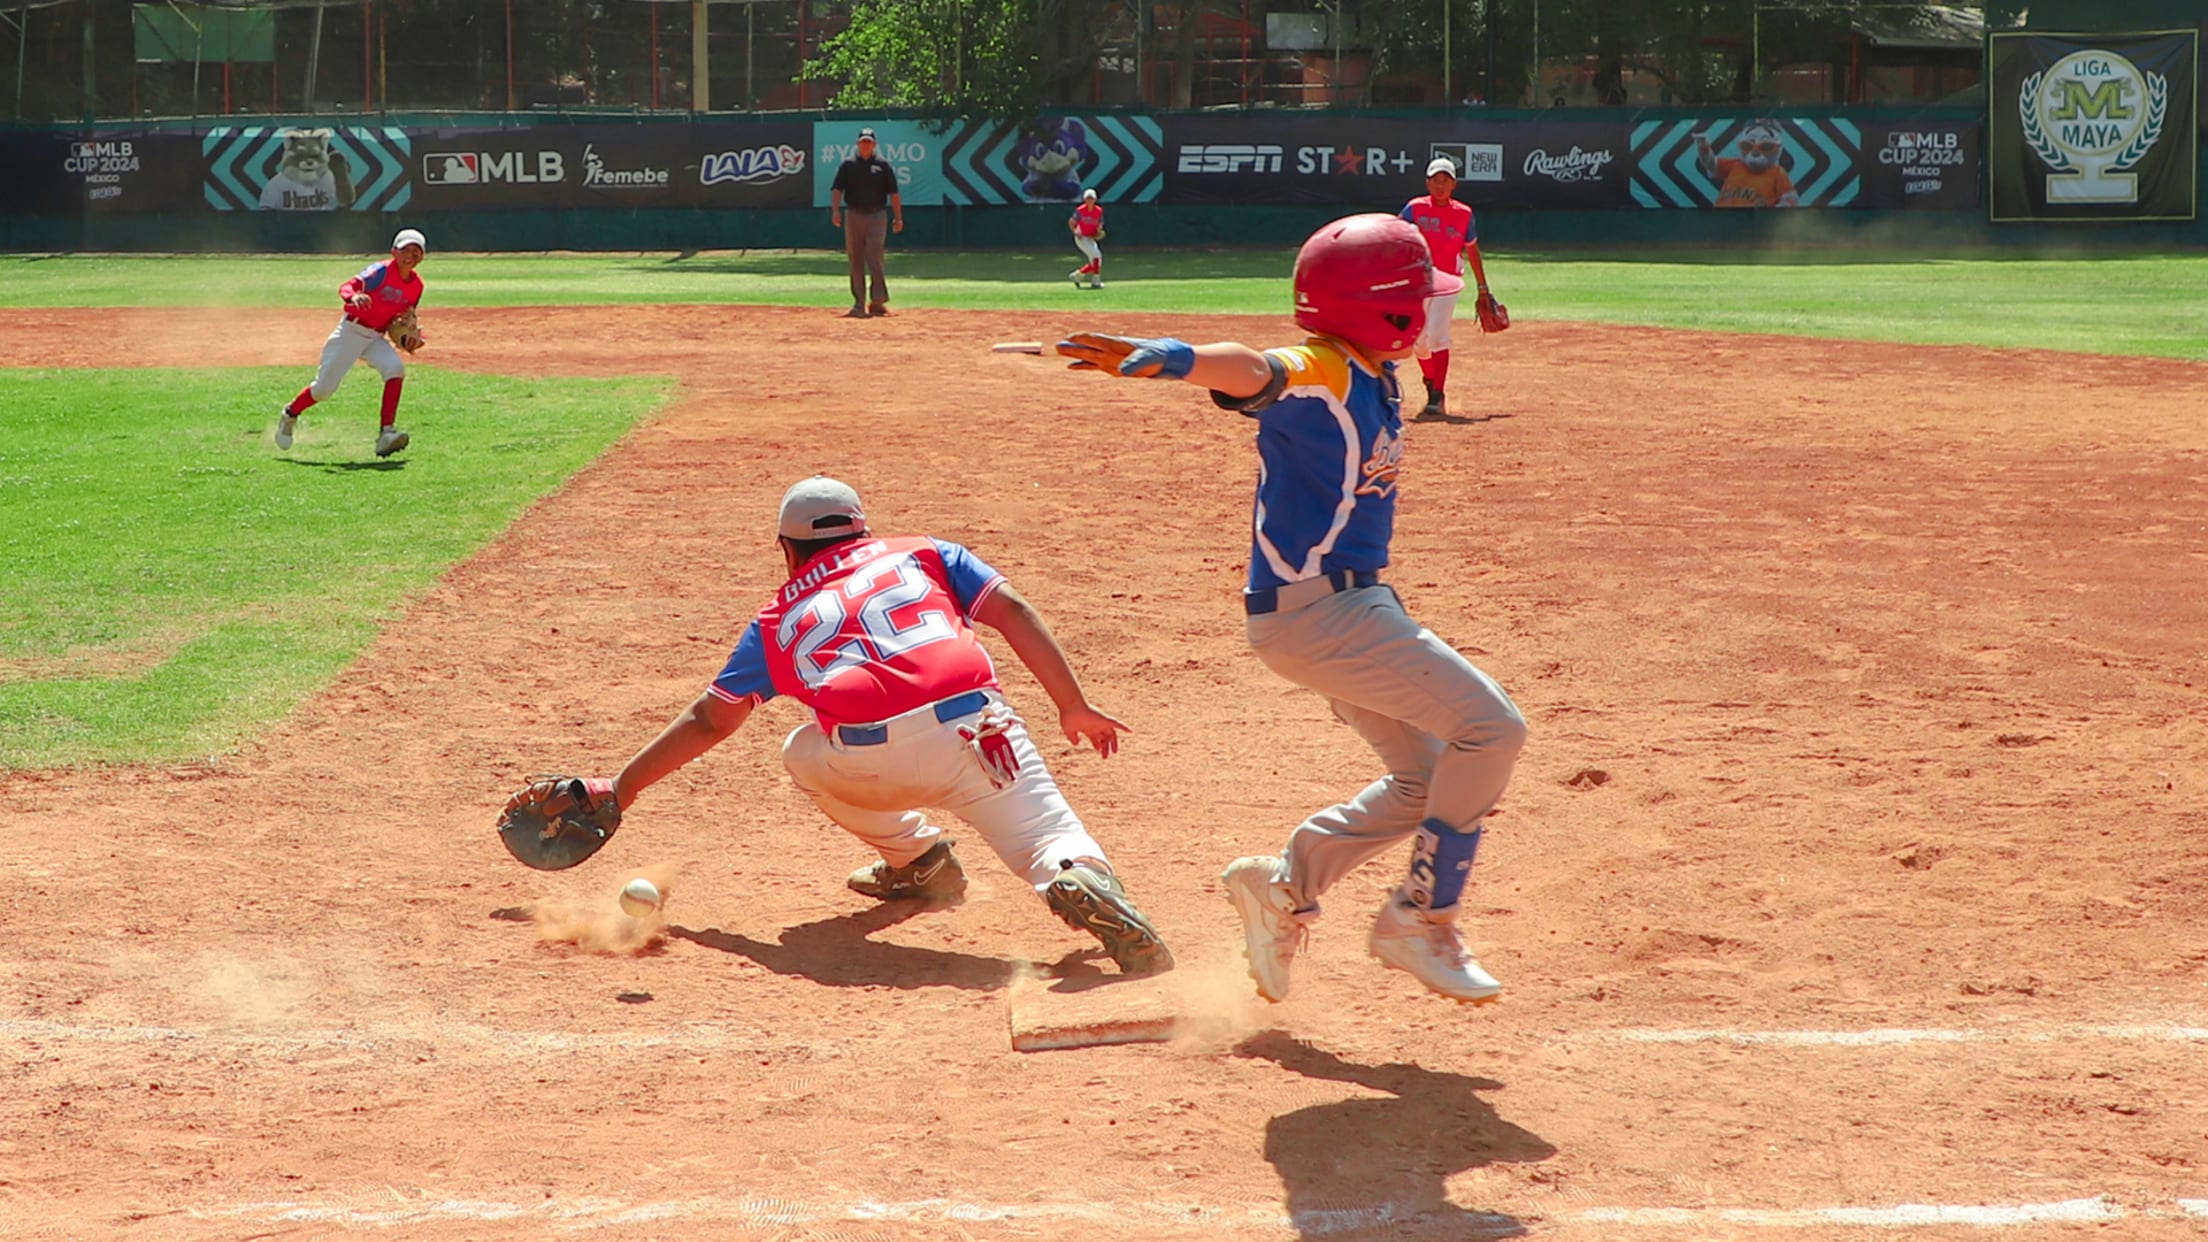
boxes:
[708,536,1006,730]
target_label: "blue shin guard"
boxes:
[1406,819,1483,914]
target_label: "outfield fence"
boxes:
[2,105,2202,252]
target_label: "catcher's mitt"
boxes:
[386,307,426,354]
[1474,290,1511,333]
[496,776,622,871]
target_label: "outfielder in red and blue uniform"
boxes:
[1069,188,1106,289]
[586,476,1172,974]
[1059,213,1526,1006]
[276,227,426,458]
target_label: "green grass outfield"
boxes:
[0,366,667,769]
[3,249,2205,360]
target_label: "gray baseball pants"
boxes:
[1246,582,1526,915]
[844,208,889,307]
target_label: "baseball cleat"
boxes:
[274,408,297,450]
[1222,855,1307,1002]
[1045,862,1174,974]
[1417,390,1446,420]
[1368,897,1501,1004]
[374,426,409,457]
[844,304,870,318]
[847,838,967,903]
[867,303,891,317]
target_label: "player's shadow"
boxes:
[1235,1031,1553,1241]
[1411,409,1515,426]
[278,458,408,472]
[671,902,1013,991]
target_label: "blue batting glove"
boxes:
[1120,337,1196,379]
[1057,333,1197,380]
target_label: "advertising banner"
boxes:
[1859,120,1982,209]
[203,124,413,212]
[411,121,811,211]
[813,120,952,207]
[1988,30,2198,222]
[1159,115,1630,209]
[0,131,202,215]
[1631,117,1861,208]
[935,115,1164,205]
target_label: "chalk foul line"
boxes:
[171,1192,2208,1233]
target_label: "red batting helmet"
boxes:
[1292,213,1462,355]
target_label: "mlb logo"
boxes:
[423,153,480,184]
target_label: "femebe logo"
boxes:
[422,150,566,185]
[1176,144,1284,174]
[2020,49,2168,204]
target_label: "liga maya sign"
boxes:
[1989,30,2199,222]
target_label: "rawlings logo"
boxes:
[1523,145,1616,182]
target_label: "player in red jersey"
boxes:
[1398,158,1495,420]
[578,476,1172,973]
[275,228,425,458]
[1069,188,1106,289]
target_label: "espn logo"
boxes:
[1177,144,1285,174]
[1428,142,1505,183]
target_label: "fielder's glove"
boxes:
[1474,289,1511,333]
[386,307,426,354]
[496,776,622,870]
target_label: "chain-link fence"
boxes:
[3,1,1997,124]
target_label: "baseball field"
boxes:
[5,246,2207,1239]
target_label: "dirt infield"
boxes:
[6,304,2207,1239]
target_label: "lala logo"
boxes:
[1357,426,1403,498]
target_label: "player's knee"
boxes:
[379,359,406,382]
[1450,703,1527,761]
[308,379,339,400]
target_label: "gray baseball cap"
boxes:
[778,476,868,539]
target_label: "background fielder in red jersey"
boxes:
[1398,157,1496,420]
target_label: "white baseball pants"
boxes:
[308,318,406,400]
[1074,236,1102,264]
[781,691,1111,891]
[1414,291,1459,359]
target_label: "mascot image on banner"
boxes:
[260,128,358,211]
[1693,119,1800,208]
[1019,117,1092,201]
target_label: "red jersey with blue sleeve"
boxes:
[1072,202,1104,238]
[708,536,1007,730]
[339,260,424,333]
[1398,195,1476,278]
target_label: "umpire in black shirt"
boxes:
[829,127,905,318]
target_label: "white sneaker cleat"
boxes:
[275,409,297,450]
[1369,897,1502,1004]
[1092,278,1105,288]
[374,426,410,458]
[1221,855,1307,1002]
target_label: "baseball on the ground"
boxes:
[618,877,661,917]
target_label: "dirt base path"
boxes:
[6,305,2207,1239]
